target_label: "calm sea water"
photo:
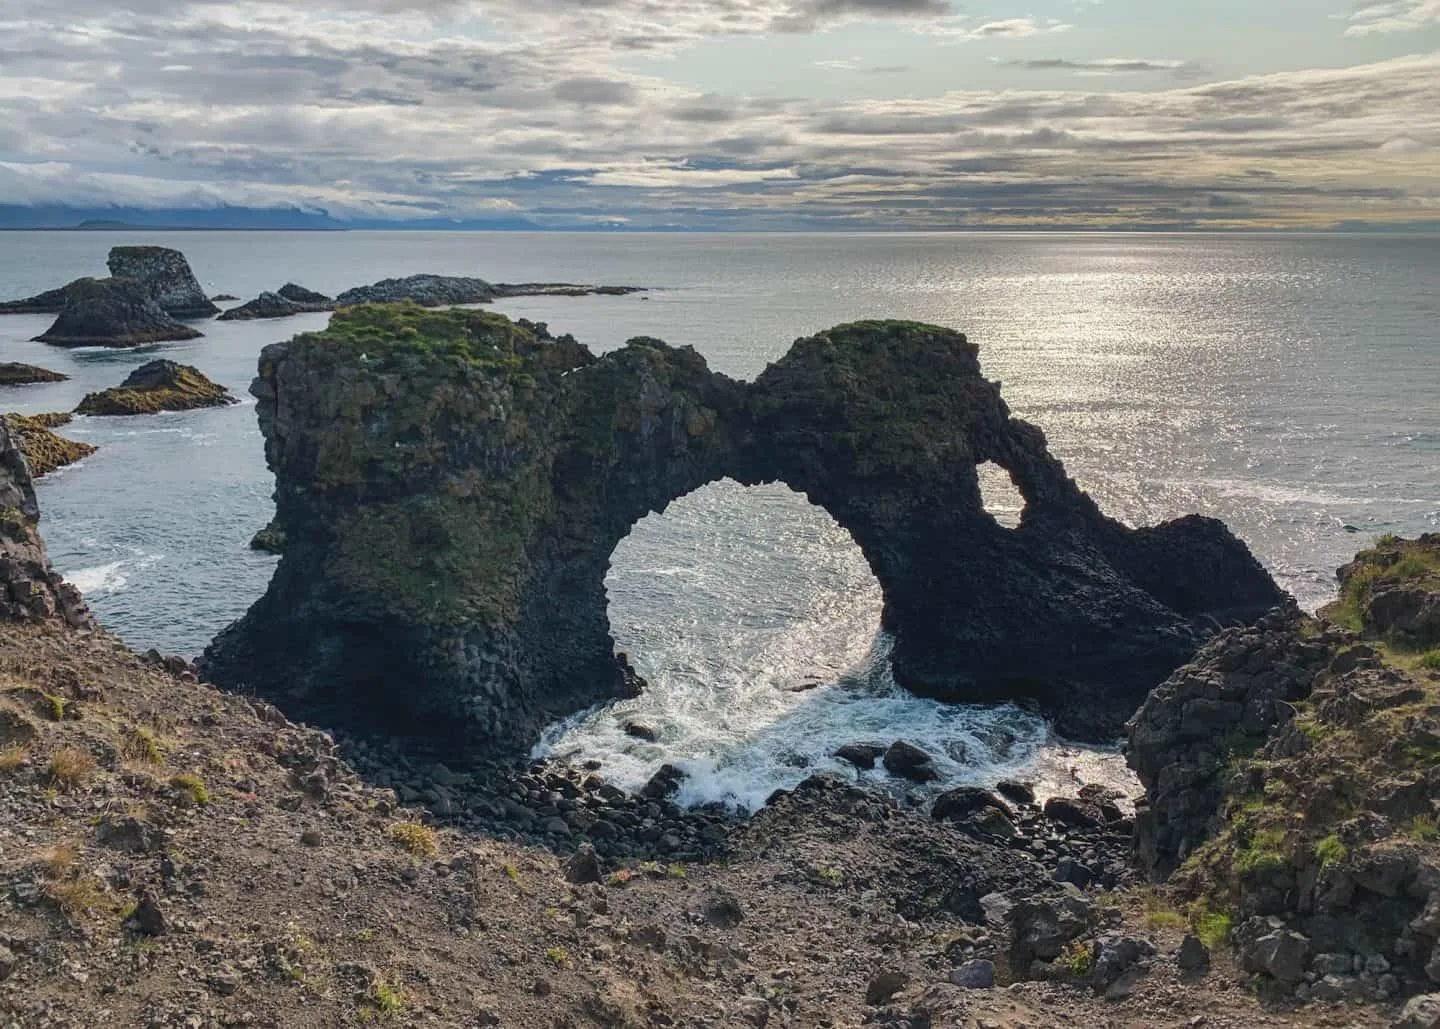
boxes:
[1,231,1435,807]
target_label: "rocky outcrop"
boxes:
[1127,536,1440,1001]
[203,308,1281,755]
[0,363,67,385]
[106,246,218,318]
[278,283,331,305]
[1325,534,1440,650]
[33,278,203,347]
[334,274,496,307]
[0,420,91,626]
[2,413,97,477]
[75,360,237,416]
[0,283,72,314]
[334,275,645,308]
[218,291,328,321]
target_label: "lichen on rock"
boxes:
[203,306,1281,755]
[2,413,97,477]
[75,360,237,416]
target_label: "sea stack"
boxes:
[33,278,204,348]
[2,413,96,477]
[202,307,1283,755]
[107,246,219,318]
[0,363,68,385]
[0,419,91,626]
[75,359,237,416]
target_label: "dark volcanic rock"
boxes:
[835,743,885,770]
[335,274,496,307]
[107,246,218,318]
[202,311,1282,754]
[0,363,67,385]
[0,420,91,626]
[883,740,940,783]
[278,283,332,305]
[33,278,203,347]
[3,413,96,477]
[0,283,73,314]
[75,360,237,416]
[932,786,1010,822]
[218,291,330,321]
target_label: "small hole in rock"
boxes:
[977,462,1025,529]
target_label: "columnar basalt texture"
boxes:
[0,420,92,627]
[107,246,219,318]
[203,308,1284,754]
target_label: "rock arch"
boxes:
[202,309,1283,752]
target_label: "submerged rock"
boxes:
[33,277,203,347]
[0,363,67,385]
[202,309,1282,754]
[0,420,92,626]
[75,360,236,416]
[883,740,940,783]
[107,246,218,318]
[2,413,96,477]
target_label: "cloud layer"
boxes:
[0,1,1436,228]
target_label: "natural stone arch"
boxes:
[202,307,1283,753]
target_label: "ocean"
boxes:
[1,230,1435,808]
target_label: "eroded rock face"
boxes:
[75,360,237,416]
[107,246,219,318]
[0,283,72,315]
[0,420,91,626]
[202,309,1282,754]
[33,278,203,348]
[335,274,496,307]
[2,413,97,477]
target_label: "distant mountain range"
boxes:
[0,205,546,232]
[0,204,1436,233]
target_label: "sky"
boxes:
[0,0,1437,229]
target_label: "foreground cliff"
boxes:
[1128,535,1440,1005]
[203,305,1282,753]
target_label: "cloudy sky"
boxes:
[1,0,1437,228]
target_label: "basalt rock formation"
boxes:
[0,363,67,385]
[75,360,237,416]
[0,419,91,626]
[0,283,72,314]
[2,413,97,477]
[278,283,332,305]
[202,306,1282,754]
[334,274,645,308]
[217,291,331,321]
[33,277,203,347]
[1127,540,1440,1001]
[106,246,219,318]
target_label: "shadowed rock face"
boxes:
[0,420,91,627]
[107,246,219,318]
[202,308,1283,754]
[33,278,203,347]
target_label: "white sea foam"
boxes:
[68,560,131,596]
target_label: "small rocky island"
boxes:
[1,412,96,477]
[0,363,68,386]
[74,360,237,416]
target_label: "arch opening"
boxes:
[976,460,1027,529]
[534,478,1056,811]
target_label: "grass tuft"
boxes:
[120,726,164,766]
[47,746,96,788]
[170,772,210,806]
[0,743,29,772]
[386,821,437,857]
[545,946,571,969]
[1315,834,1348,869]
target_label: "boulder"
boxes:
[75,360,237,416]
[33,277,203,347]
[995,780,1035,805]
[834,743,885,770]
[0,420,93,626]
[1241,929,1310,984]
[106,246,218,318]
[563,843,602,884]
[642,764,686,800]
[201,312,1282,754]
[932,786,1010,822]
[1395,994,1440,1029]
[1176,934,1209,972]
[2,413,96,477]
[948,959,995,989]
[1089,934,1156,992]
[1043,796,1103,828]
[864,969,907,1005]
[883,741,939,783]
[1007,890,1097,967]
[0,363,67,385]
[622,719,660,742]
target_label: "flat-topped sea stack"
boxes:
[107,245,219,318]
[203,305,1283,753]
[0,363,68,385]
[33,277,203,347]
[75,359,236,416]
[334,274,646,308]
[0,419,91,626]
[2,413,96,477]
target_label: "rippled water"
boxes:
[1,231,1435,807]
